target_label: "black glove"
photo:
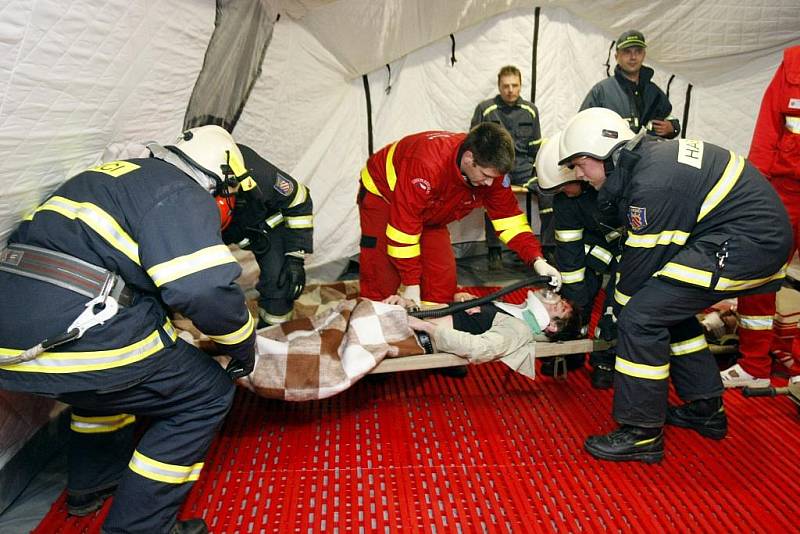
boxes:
[225,339,255,380]
[277,255,306,300]
[596,311,618,341]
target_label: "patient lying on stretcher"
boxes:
[179,287,578,401]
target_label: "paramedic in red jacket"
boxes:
[723,46,800,388]
[357,123,561,305]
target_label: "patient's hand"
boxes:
[383,294,417,309]
[453,291,477,302]
[407,315,436,334]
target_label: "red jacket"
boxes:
[361,131,542,284]
[749,46,800,181]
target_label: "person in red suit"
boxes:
[722,46,800,388]
[357,123,561,307]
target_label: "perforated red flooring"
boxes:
[36,363,800,533]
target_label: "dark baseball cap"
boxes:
[616,30,646,50]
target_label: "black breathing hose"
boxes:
[409,275,552,319]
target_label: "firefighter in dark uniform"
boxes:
[221,144,313,327]
[536,132,623,388]
[0,125,257,534]
[558,108,792,463]
[471,65,551,267]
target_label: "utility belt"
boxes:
[0,244,132,365]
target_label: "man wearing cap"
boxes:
[581,30,680,139]
[559,107,791,463]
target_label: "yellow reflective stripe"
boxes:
[147,244,237,287]
[520,104,537,118]
[71,413,136,434]
[386,142,399,192]
[786,116,800,134]
[670,335,708,356]
[589,245,613,265]
[387,243,421,259]
[539,207,553,215]
[614,288,631,306]
[635,436,659,446]
[737,314,774,330]
[529,138,543,146]
[656,262,712,287]
[360,167,382,197]
[227,150,247,178]
[33,196,139,264]
[208,312,255,346]
[258,308,293,325]
[266,213,284,228]
[697,152,744,222]
[605,230,621,242]
[285,215,313,229]
[561,268,586,284]
[625,230,690,248]
[615,356,670,380]
[715,266,786,291]
[129,450,203,484]
[386,224,421,245]
[288,184,308,209]
[555,229,583,242]
[0,320,176,373]
[498,225,532,244]
[239,176,258,191]
[482,104,498,116]
[491,213,528,232]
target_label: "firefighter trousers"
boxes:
[59,340,234,534]
[613,278,777,427]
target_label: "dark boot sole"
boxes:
[584,443,664,464]
[665,417,727,440]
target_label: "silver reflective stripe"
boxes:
[555,229,583,242]
[266,213,284,228]
[128,450,203,484]
[147,245,237,287]
[737,315,773,330]
[70,413,136,433]
[670,335,708,356]
[285,215,313,229]
[615,356,669,380]
[588,245,613,265]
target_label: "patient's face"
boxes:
[544,297,572,322]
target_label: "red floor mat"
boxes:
[35,289,800,533]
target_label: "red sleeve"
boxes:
[482,183,543,264]
[748,60,786,178]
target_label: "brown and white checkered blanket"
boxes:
[241,297,423,401]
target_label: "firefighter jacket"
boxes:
[222,144,313,256]
[581,65,680,138]
[600,136,792,315]
[471,95,543,186]
[360,131,543,287]
[0,158,256,394]
[749,45,800,182]
[554,187,623,309]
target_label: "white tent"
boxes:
[0,0,799,511]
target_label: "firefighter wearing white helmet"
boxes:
[557,107,792,464]
[536,131,623,387]
[0,124,256,532]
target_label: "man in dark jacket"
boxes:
[222,145,313,327]
[581,30,680,139]
[559,107,791,463]
[0,125,256,534]
[471,65,551,268]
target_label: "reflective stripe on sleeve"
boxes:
[614,288,631,306]
[288,184,308,208]
[285,215,313,229]
[670,335,708,356]
[656,262,713,287]
[208,312,255,346]
[561,268,586,284]
[360,167,382,197]
[715,267,786,291]
[387,243,421,259]
[147,244,238,287]
[385,142,399,191]
[266,213,284,228]
[588,245,613,265]
[555,228,583,242]
[386,224,421,245]
[128,450,203,484]
[625,230,689,248]
[615,356,670,380]
[71,413,136,434]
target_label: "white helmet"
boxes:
[171,125,246,186]
[558,107,634,165]
[535,132,579,191]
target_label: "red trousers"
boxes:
[737,178,800,377]
[358,192,457,303]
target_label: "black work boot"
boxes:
[590,364,614,389]
[665,397,727,440]
[169,518,209,534]
[67,485,117,516]
[584,425,664,463]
